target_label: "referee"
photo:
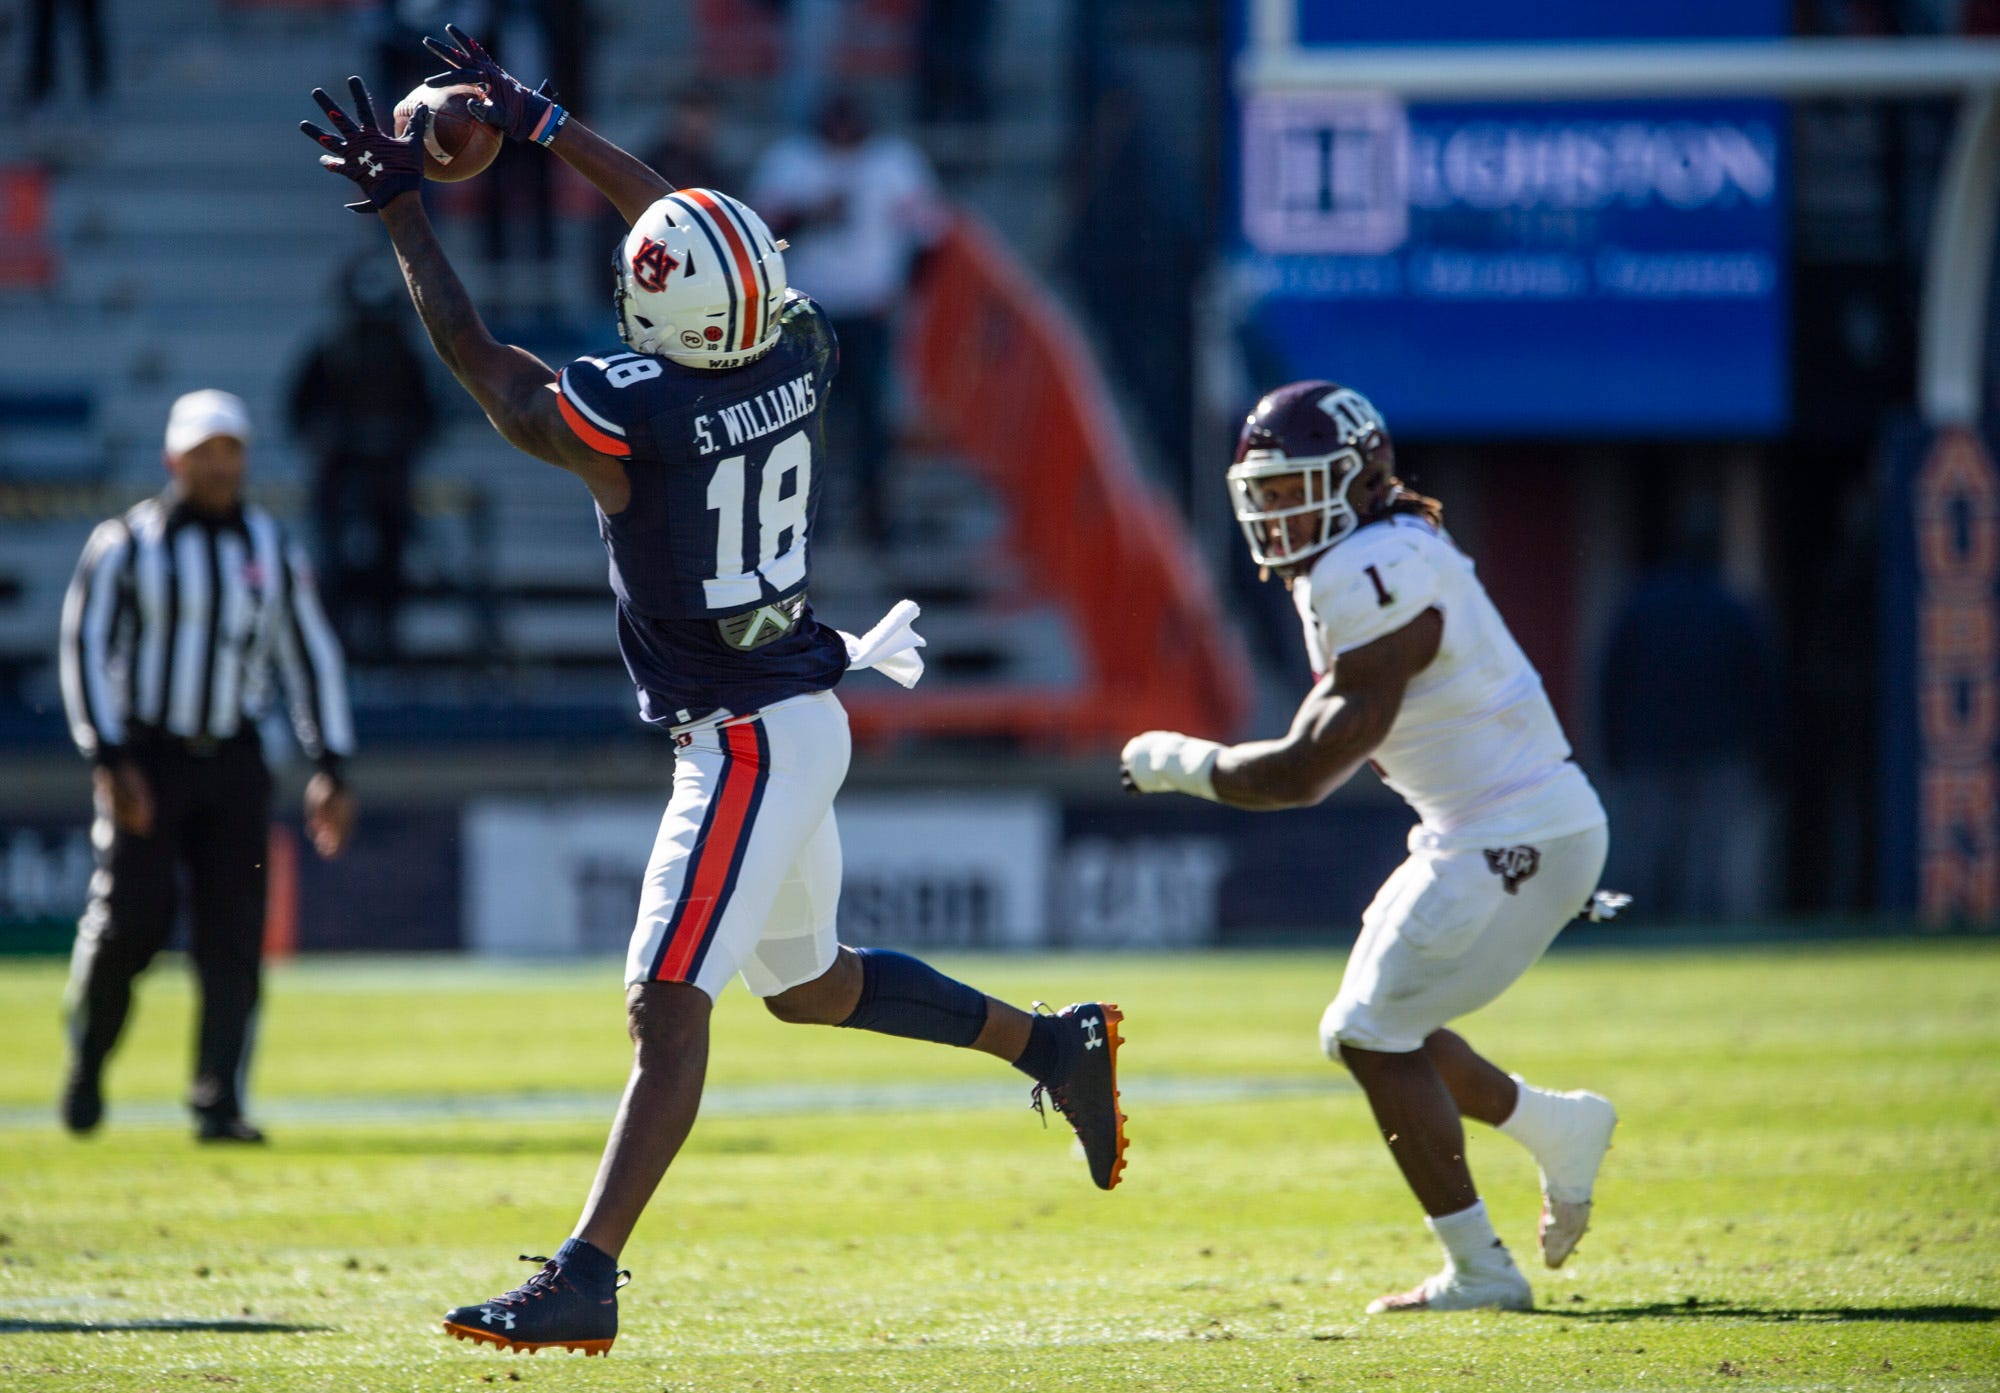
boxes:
[57,389,358,1142]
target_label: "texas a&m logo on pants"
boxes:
[1483,845,1540,895]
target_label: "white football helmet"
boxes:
[614,190,788,370]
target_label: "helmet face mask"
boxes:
[1228,382,1391,572]
[1227,447,1363,568]
[613,190,788,371]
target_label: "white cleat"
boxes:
[1540,1197,1592,1270]
[1535,1090,1618,1269]
[1365,1261,1533,1315]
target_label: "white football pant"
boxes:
[626,690,849,1000]
[1322,823,1610,1055]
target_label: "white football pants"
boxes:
[1321,822,1610,1055]
[626,690,850,1000]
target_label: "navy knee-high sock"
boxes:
[837,948,988,1047]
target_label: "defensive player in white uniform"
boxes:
[1121,381,1619,1314]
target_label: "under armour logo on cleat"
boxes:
[1082,1018,1103,1050]
[358,152,384,177]
[481,1307,516,1330]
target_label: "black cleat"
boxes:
[1031,1002,1128,1190]
[443,1255,629,1356]
[60,1064,102,1136]
[195,1113,266,1143]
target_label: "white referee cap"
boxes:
[165,389,253,455]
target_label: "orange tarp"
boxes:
[844,214,1252,751]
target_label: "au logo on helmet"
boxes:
[630,237,680,293]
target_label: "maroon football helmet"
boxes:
[1227,381,1394,569]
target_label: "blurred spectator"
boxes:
[23,0,108,109]
[1597,503,1781,921]
[372,0,473,107]
[286,255,439,662]
[749,90,947,546]
[592,80,733,295]
[771,0,847,131]
[641,78,732,192]
[476,1,575,314]
[1063,75,1205,507]
[537,0,587,118]
[1785,476,1876,913]
[915,0,995,125]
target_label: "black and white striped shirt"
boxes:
[58,492,354,769]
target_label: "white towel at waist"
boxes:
[838,599,926,689]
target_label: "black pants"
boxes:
[482,141,556,266]
[825,312,893,546]
[26,0,108,103]
[313,450,414,661]
[916,0,995,124]
[66,734,273,1121]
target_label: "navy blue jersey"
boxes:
[556,291,850,725]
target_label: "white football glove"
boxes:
[1120,730,1224,801]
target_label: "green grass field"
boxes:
[1,940,1995,1392]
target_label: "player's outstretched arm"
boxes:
[1122,608,1442,812]
[303,78,628,516]
[300,77,628,509]
[376,196,629,511]
[540,116,672,226]
[422,23,670,225]
[1210,611,1437,809]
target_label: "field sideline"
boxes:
[1,940,1995,1392]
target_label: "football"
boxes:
[394,82,502,183]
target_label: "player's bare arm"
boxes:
[546,120,674,225]
[420,24,670,225]
[1214,607,1442,808]
[377,199,626,507]
[1122,607,1442,811]
[301,77,629,513]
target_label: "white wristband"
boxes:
[1120,731,1224,801]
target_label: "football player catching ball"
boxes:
[301,29,1127,1356]
[1122,383,1619,1315]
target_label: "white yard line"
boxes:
[0,1074,1346,1130]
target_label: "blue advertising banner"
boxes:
[1879,423,2000,924]
[1234,96,1788,435]
[297,809,462,951]
[1055,796,1413,945]
[0,809,461,955]
[0,820,93,954]
[1233,3,1790,436]
[1297,0,1787,46]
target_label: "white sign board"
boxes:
[462,793,1060,958]
[835,794,1058,950]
